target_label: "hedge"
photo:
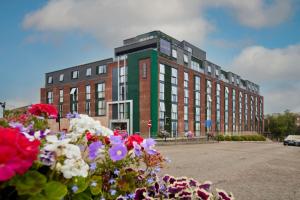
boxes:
[215,134,266,141]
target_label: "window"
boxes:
[47,91,53,104]
[159,64,165,82]
[245,93,248,131]
[120,67,126,83]
[215,69,219,76]
[160,39,171,56]
[86,68,92,76]
[59,89,63,103]
[172,49,177,58]
[85,102,91,115]
[120,85,126,100]
[231,77,235,83]
[59,74,64,82]
[171,68,177,85]
[97,83,105,99]
[184,72,188,88]
[191,60,201,72]
[72,70,79,79]
[184,89,189,104]
[216,83,221,131]
[187,46,192,53]
[86,85,91,100]
[171,121,178,137]
[171,86,177,102]
[195,122,200,136]
[184,106,188,121]
[195,107,200,122]
[195,76,200,91]
[159,102,165,120]
[239,92,243,131]
[225,86,229,133]
[232,89,236,132]
[195,92,200,106]
[184,122,189,132]
[47,76,53,84]
[171,104,177,120]
[98,65,106,74]
[207,66,211,73]
[142,63,147,79]
[119,103,128,119]
[97,100,106,116]
[159,83,164,100]
[183,54,188,63]
[70,87,78,113]
[206,80,212,122]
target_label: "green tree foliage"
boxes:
[264,110,298,140]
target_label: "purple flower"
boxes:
[89,141,103,160]
[109,135,123,144]
[197,188,211,200]
[199,181,212,191]
[109,178,116,184]
[114,169,120,176]
[127,193,135,199]
[90,162,97,171]
[147,178,154,184]
[72,185,78,193]
[39,150,55,166]
[141,138,157,155]
[133,142,142,157]
[110,189,117,196]
[66,112,73,119]
[109,144,127,161]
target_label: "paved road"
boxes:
[157,142,300,200]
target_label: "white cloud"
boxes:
[204,0,292,28]
[22,0,293,47]
[230,44,300,113]
[23,0,213,47]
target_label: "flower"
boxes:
[109,135,123,144]
[114,169,120,176]
[28,103,58,118]
[0,127,40,181]
[110,189,117,196]
[141,138,157,155]
[90,162,97,171]
[133,142,142,157]
[88,141,104,160]
[60,158,89,179]
[125,134,144,150]
[72,185,78,193]
[109,144,128,161]
[91,181,97,187]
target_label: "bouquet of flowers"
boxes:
[0,104,234,200]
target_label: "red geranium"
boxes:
[86,131,98,142]
[125,134,144,150]
[28,103,58,118]
[0,127,40,181]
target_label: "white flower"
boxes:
[68,114,113,140]
[43,135,81,159]
[60,158,89,179]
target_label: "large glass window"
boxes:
[191,60,201,72]
[159,102,165,120]
[239,92,243,132]
[59,74,64,82]
[250,96,254,131]
[97,100,106,116]
[184,72,188,88]
[184,89,189,104]
[171,121,178,137]
[184,106,188,121]
[172,49,177,58]
[183,54,188,63]
[96,83,105,116]
[85,102,91,115]
[120,67,126,83]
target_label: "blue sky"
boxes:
[0,0,300,116]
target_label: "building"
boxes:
[41,30,264,138]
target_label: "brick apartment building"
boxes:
[41,31,264,138]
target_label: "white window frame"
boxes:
[86,68,92,76]
[59,74,64,82]
[172,49,177,58]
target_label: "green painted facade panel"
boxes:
[127,49,158,137]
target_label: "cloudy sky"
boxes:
[0,0,299,116]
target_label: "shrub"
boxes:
[216,134,225,141]
[231,135,241,141]
[224,135,232,141]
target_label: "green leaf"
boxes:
[44,181,67,200]
[71,177,88,194]
[13,171,47,195]
[72,192,92,200]
[89,176,103,195]
[28,194,47,200]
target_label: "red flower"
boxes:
[28,103,58,118]
[86,131,98,142]
[0,127,40,181]
[125,134,144,150]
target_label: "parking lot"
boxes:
[157,142,300,200]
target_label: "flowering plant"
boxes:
[0,104,233,200]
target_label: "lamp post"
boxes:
[0,102,6,118]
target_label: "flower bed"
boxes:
[0,104,234,200]
[216,134,266,141]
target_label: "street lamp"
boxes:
[0,102,6,118]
